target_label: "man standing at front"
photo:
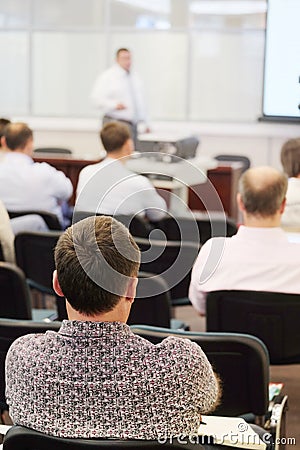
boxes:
[6,216,219,439]
[90,48,149,144]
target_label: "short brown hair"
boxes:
[4,122,33,151]
[0,118,10,147]
[100,122,131,153]
[239,167,288,217]
[116,48,130,58]
[281,138,300,178]
[55,216,140,315]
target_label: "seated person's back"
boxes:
[189,166,300,315]
[0,122,73,225]
[280,138,300,230]
[76,122,166,222]
[5,216,219,438]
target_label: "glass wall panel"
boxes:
[110,33,188,119]
[32,33,106,116]
[0,32,29,115]
[0,0,31,28]
[189,30,264,121]
[189,0,266,29]
[110,0,188,29]
[32,0,105,29]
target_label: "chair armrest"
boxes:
[265,394,288,450]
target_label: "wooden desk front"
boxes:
[34,155,242,220]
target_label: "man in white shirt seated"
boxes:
[189,166,300,316]
[90,48,149,144]
[76,121,166,222]
[0,122,73,227]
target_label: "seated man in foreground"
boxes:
[76,122,166,222]
[189,166,300,315]
[5,216,219,438]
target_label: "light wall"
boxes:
[1,0,266,122]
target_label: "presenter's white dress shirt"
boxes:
[189,226,300,315]
[0,153,73,224]
[90,64,148,124]
[76,157,166,222]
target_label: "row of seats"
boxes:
[0,319,288,449]
[2,217,300,365]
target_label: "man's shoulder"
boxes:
[158,335,205,360]
[7,331,57,358]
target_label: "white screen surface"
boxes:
[263,0,300,119]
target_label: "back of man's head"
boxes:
[281,138,300,178]
[54,216,140,316]
[0,118,11,147]
[100,122,131,154]
[238,166,288,217]
[3,122,33,151]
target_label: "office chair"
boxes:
[34,147,72,155]
[174,136,200,159]
[155,215,237,244]
[3,426,209,450]
[206,290,300,364]
[131,325,288,449]
[8,210,62,231]
[134,237,199,307]
[215,155,251,173]
[127,272,187,330]
[0,262,57,322]
[14,231,65,319]
[72,211,151,238]
[131,325,269,420]
[0,318,61,411]
[0,242,4,261]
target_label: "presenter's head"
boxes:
[1,122,33,156]
[100,121,134,162]
[237,166,287,227]
[116,48,132,72]
[53,216,140,323]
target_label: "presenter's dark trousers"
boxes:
[102,115,138,148]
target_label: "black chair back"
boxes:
[155,215,237,244]
[0,318,61,410]
[0,242,4,261]
[134,237,199,301]
[131,325,269,420]
[72,212,151,238]
[3,425,207,450]
[14,232,66,320]
[127,272,171,328]
[8,210,62,231]
[0,262,32,320]
[206,290,300,364]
